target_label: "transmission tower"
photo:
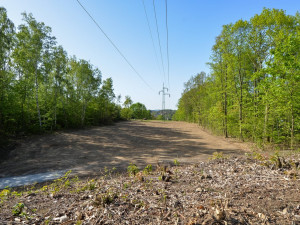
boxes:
[159,83,170,120]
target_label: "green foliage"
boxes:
[173,159,180,166]
[172,107,185,121]
[156,115,163,120]
[0,189,10,202]
[102,166,117,178]
[151,110,176,120]
[209,152,227,160]
[123,183,130,189]
[143,164,153,174]
[12,203,24,216]
[130,103,151,119]
[270,151,280,163]
[246,151,267,161]
[120,108,133,120]
[175,8,300,148]
[41,185,48,192]
[0,8,122,136]
[77,179,97,192]
[11,191,22,197]
[269,151,282,168]
[94,190,118,206]
[127,163,139,176]
[49,170,73,193]
[123,95,133,108]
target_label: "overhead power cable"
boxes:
[76,0,153,90]
[152,0,166,84]
[141,0,163,83]
[165,0,170,90]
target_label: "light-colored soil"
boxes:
[0,121,250,178]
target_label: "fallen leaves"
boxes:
[1,155,300,224]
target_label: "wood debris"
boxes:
[0,155,300,224]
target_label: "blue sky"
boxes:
[1,0,299,110]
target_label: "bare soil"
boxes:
[0,121,300,224]
[0,121,249,178]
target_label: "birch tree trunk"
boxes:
[35,63,42,129]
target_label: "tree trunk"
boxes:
[238,65,243,140]
[291,103,294,149]
[263,103,269,143]
[54,79,58,129]
[239,100,243,139]
[81,100,86,127]
[224,68,228,138]
[0,69,3,129]
[54,105,57,128]
[35,64,42,129]
[61,97,68,128]
[253,77,257,142]
[21,81,27,130]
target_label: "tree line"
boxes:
[0,8,128,136]
[120,96,152,120]
[173,8,299,148]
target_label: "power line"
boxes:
[152,0,166,84]
[141,0,163,83]
[165,0,170,90]
[75,0,153,90]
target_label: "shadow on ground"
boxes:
[0,121,245,179]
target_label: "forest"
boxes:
[0,7,139,139]
[173,8,299,148]
[1,6,300,225]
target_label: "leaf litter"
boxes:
[0,153,300,225]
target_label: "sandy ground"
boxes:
[0,121,249,178]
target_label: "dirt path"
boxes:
[0,121,249,178]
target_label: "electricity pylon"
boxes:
[159,83,170,120]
